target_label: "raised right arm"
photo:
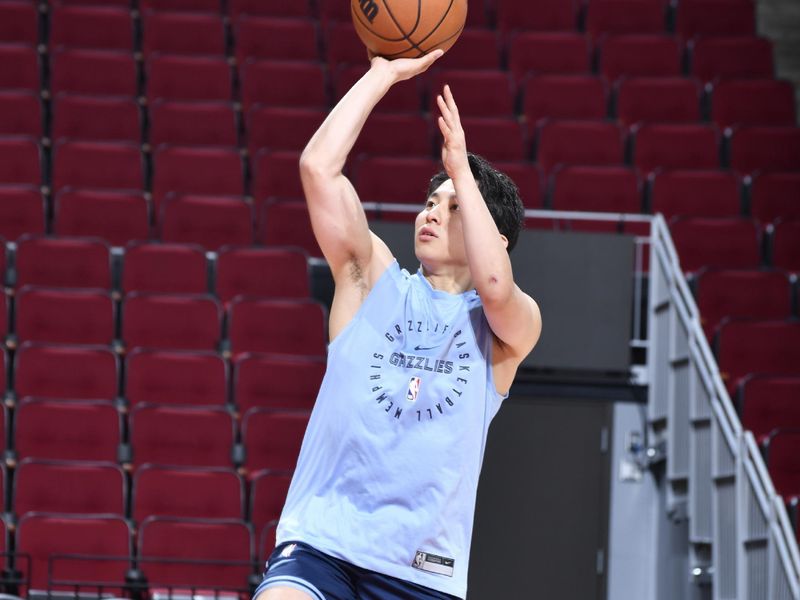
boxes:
[298,52,443,283]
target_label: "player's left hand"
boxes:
[436,85,470,179]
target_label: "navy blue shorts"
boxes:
[253,541,460,600]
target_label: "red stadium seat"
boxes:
[228,298,327,358]
[616,78,701,127]
[160,194,254,251]
[129,404,235,468]
[152,145,244,213]
[598,35,681,82]
[433,29,502,70]
[149,100,237,147]
[0,43,40,91]
[318,0,351,23]
[550,166,640,213]
[740,375,800,444]
[132,465,243,522]
[429,70,514,118]
[140,0,221,11]
[649,170,740,219]
[14,341,118,400]
[585,0,666,40]
[234,16,320,63]
[259,521,278,564]
[240,59,327,111]
[233,353,324,412]
[676,0,755,40]
[765,429,800,500]
[15,398,121,462]
[146,55,232,102]
[49,5,134,51]
[50,48,138,96]
[711,79,796,128]
[690,36,774,81]
[508,33,591,83]
[15,287,115,345]
[16,514,132,596]
[52,140,143,193]
[694,268,792,340]
[669,217,761,273]
[54,189,150,246]
[0,185,45,239]
[258,199,322,257]
[459,117,527,162]
[353,112,433,158]
[14,459,126,516]
[750,173,800,224]
[125,348,227,407]
[334,64,424,113]
[229,0,314,19]
[249,470,292,541]
[0,91,41,138]
[717,319,800,394]
[522,75,607,124]
[138,517,253,592]
[142,10,225,57]
[535,120,624,175]
[495,161,544,209]
[51,94,141,143]
[632,123,719,174]
[353,156,439,203]
[496,0,578,32]
[0,1,38,44]
[14,235,112,290]
[771,219,800,273]
[324,22,366,71]
[216,246,310,304]
[242,408,310,472]
[0,136,41,187]
[123,292,222,352]
[246,106,326,154]
[122,242,208,294]
[252,150,304,200]
[728,126,800,174]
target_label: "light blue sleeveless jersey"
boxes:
[276,261,506,598]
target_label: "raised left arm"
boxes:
[436,85,542,360]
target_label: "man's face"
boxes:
[414,179,467,266]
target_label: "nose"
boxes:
[425,204,442,224]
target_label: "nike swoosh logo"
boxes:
[414,345,440,351]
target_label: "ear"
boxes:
[499,234,509,249]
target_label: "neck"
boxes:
[419,263,473,294]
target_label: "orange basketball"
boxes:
[351,0,467,59]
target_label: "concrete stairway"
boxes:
[757,0,800,124]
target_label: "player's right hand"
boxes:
[369,49,444,84]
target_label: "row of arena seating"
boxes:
[0,0,764,36]
[1,512,270,595]
[0,32,784,93]
[4,74,795,138]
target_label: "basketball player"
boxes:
[254,49,542,600]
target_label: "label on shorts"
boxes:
[412,550,455,577]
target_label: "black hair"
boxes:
[427,153,525,252]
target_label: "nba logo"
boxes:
[406,377,421,403]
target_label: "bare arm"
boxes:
[299,51,443,283]
[435,86,542,364]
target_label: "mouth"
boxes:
[419,226,438,240]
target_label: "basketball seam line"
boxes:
[382,19,464,60]
[390,0,459,58]
[351,2,407,43]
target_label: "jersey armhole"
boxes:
[327,260,404,352]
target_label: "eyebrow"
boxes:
[429,191,458,199]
